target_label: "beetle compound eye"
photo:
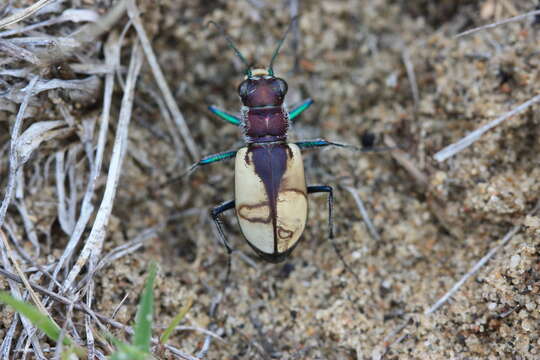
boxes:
[276,78,288,95]
[238,80,250,98]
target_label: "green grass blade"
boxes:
[0,291,64,342]
[133,262,157,353]
[104,331,143,359]
[61,346,87,360]
[0,292,86,357]
[110,343,151,360]
[160,297,193,344]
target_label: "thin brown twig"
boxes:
[384,135,428,186]
[384,135,464,239]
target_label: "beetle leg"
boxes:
[196,149,238,166]
[211,200,236,284]
[189,149,238,172]
[200,200,236,358]
[157,150,238,189]
[288,98,313,121]
[296,139,351,150]
[208,105,241,126]
[296,138,397,153]
[307,185,361,283]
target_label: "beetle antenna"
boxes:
[207,21,252,77]
[268,16,299,76]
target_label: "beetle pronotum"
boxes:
[192,19,379,280]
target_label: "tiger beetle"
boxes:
[191,19,377,278]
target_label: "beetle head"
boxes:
[209,18,298,107]
[238,68,288,107]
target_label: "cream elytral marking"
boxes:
[235,147,274,253]
[275,144,307,252]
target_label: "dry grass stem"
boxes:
[0,229,50,318]
[0,9,99,38]
[434,93,540,162]
[127,0,199,161]
[341,185,380,241]
[402,47,419,109]
[0,75,38,228]
[0,0,54,29]
[0,239,44,358]
[425,201,540,315]
[52,31,120,285]
[0,39,41,65]
[169,326,227,342]
[63,42,144,292]
[0,267,205,360]
[1,319,19,357]
[70,0,127,45]
[372,318,412,360]
[75,227,157,293]
[455,9,540,38]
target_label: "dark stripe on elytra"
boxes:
[249,143,290,253]
[237,201,272,223]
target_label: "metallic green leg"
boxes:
[289,98,313,121]
[296,138,397,153]
[190,149,238,172]
[157,150,238,189]
[208,106,241,126]
[295,139,350,150]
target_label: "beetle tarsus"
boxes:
[296,138,398,153]
[308,185,361,283]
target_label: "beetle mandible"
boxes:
[191,19,370,277]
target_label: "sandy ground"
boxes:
[1,0,540,359]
